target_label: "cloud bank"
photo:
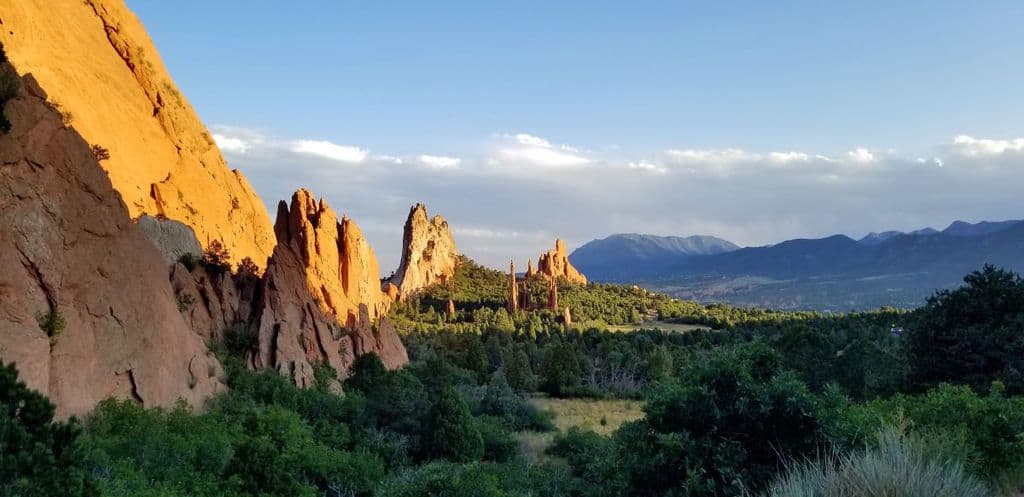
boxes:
[211,126,1024,273]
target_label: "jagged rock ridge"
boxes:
[388,203,460,296]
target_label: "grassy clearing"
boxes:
[516,396,645,462]
[606,321,711,333]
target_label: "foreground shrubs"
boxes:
[764,428,994,497]
[0,362,96,497]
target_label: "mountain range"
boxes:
[571,219,1024,310]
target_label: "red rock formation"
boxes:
[446,299,456,318]
[547,278,559,310]
[526,260,536,278]
[0,69,223,418]
[563,306,573,327]
[253,190,407,386]
[536,239,588,285]
[0,0,276,267]
[518,280,532,310]
[508,260,519,313]
[388,203,459,296]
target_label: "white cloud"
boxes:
[514,133,552,148]
[213,134,254,153]
[666,148,753,163]
[419,154,461,169]
[769,151,810,163]
[376,154,404,164]
[952,135,1024,156]
[497,133,591,167]
[846,148,875,163]
[628,160,667,174]
[290,139,369,163]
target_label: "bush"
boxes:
[478,371,553,431]
[906,265,1024,394]
[548,427,609,473]
[36,307,65,342]
[763,428,994,497]
[540,341,582,397]
[428,386,483,462]
[582,343,823,497]
[376,462,503,497]
[476,416,519,462]
[202,240,232,275]
[0,362,97,497]
[820,382,1024,489]
[91,144,110,161]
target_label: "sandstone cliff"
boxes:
[0,65,223,418]
[388,204,459,296]
[535,239,588,285]
[0,0,276,267]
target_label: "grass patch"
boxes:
[516,396,644,462]
[606,320,712,333]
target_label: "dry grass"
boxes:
[516,396,645,462]
[607,321,711,334]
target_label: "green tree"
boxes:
[906,265,1024,394]
[540,342,582,397]
[502,345,538,392]
[428,386,483,462]
[0,362,97,497]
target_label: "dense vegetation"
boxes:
[3,263,1024,496]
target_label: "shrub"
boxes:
[548,427,609,473]
[587,343,823,497]
[36,307,66,342]
[223,324,258,357]
[202,240,232,275]
[475,416,519,462]
[235,256,261,280]
[91,144,110,161]
[906,265,1024,394]
[376,462,503,497]
[427,386,483,462]
[540,341,582,397]
[763,428,994,497]
[820,382,1024,489]
[0,362,97,496]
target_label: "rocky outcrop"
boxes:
[137,215,203,268]
[252,190,406,386]
[0,0,276,267]
[508,260,519,313]
[0,67,223,418]
[388,204,459,296]
[536,239,588,285]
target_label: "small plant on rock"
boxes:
[91,144,110,161]
[36,307,66,343]
[202,240,232,275]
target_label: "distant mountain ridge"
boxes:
[571,219,1024,310]
[569,233,739,281]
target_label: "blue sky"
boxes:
[129,1,1024,270]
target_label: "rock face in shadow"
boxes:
[536,239,588,285]
[0,0,276,267]
[0,69,223,418]
[388,203,459,296]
